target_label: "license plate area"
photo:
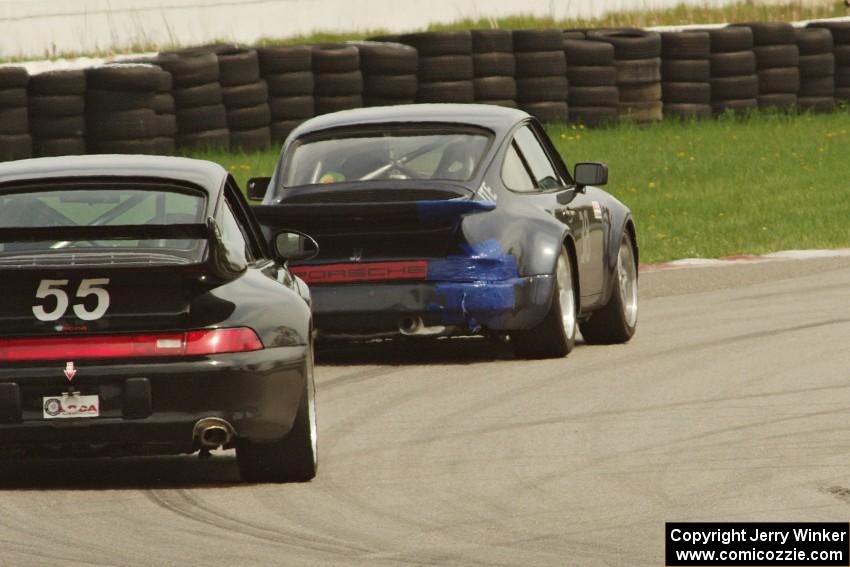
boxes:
[42,394,99,419]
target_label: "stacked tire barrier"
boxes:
[807,21,850,104]
[29,70,86,157]
[794,27,835,113]
[513,29,569,123]
[471,30,517,108]
[660,31,712,119]
[257,45,315,142]
[564,38,618,126]
[218,48,271,151]
[85,64,160,154]
[589,29,662,122]
[356,41,419,107]
[707,27,759,115]
[735,22,799,111]
[152,69,176,155]
[0,67,32,160]
[312,44,363,116]
[398,31,475,103]
[157,51,229,150]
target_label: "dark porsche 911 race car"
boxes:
[250,104,638,358]
[0,155,317,482]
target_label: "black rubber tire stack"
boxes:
[794,27,835,113]
[588,29,662,122]
[471,30,516,108]
[707,27,758,115]
[312,44,363,116]
[354,41,418,107]
[0,67,32,161]
[28,70,86,157]
[397,31,475,103]
[217,48,271,152]
[660,31,712,119]
[513,29,568,123]
[807,21,850,105]
[84,64,161,155]
[152,68,176,154]
[733,22,799,111]
[155,51,229,151]
[257,45,315,143]
[564,38,618,126]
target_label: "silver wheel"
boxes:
[617,238,638,328]
[556,253,577,341]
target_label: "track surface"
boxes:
[3,256,850,567]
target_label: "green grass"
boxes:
[187,110,850,264]
[5,1,847,62]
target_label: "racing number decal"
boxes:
[32,278,111,321]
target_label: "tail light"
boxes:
[0,328,263,361]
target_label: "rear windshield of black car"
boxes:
[0,182,206,257]
[280,125,493,189]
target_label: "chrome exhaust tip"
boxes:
[398,316,424,335]
[193,417,236,448]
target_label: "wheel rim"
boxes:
[307,345,318,466]
[557,254,576,340]
[618,238,638,327]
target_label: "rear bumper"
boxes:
[312,275,555,335]
[0,345,308,456]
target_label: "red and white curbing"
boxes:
[640,248,850,272]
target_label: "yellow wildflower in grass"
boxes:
[648,181,656,189]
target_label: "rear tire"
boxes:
[237,343,318,483]
[580,232,638,344]
[513,247,577,359]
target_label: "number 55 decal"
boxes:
[32,278,111,322]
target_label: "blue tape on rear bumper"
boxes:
[426,239,523,330]
[427,239,518,282]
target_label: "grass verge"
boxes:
[188,109,850,264]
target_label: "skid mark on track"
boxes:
[144,488,372,556]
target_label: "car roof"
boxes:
[290,104,530,140]
[0,155,228,194]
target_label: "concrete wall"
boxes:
[0,0,756,58]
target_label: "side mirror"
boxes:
[247,177,271,201]
[574,162,608,191]
[273,230,319,263]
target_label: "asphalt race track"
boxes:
[2,256,850,567]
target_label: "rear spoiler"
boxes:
[0,217,246,282]
[252,199,495,230]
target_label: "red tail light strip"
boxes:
[291,260,428,284]
[0,328,263,361]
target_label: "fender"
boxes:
[599,200,638,306]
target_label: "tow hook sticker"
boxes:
[64,361,76,381]
[592,201,603,220]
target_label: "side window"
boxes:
[502,142,536,192]
[219,200,252,263]
[513,126,565,190]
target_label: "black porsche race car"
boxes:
[0,155,318,482]
[251,104,638,358]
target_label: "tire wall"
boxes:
[2,17,850,161]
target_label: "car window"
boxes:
[280,127,492,187]
[502,142,536,192]
[219,198,253,263]
[514,125,565,190]
[0,183,205,254]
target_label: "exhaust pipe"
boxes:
[193,417,236,448]
[398,316,423,335]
